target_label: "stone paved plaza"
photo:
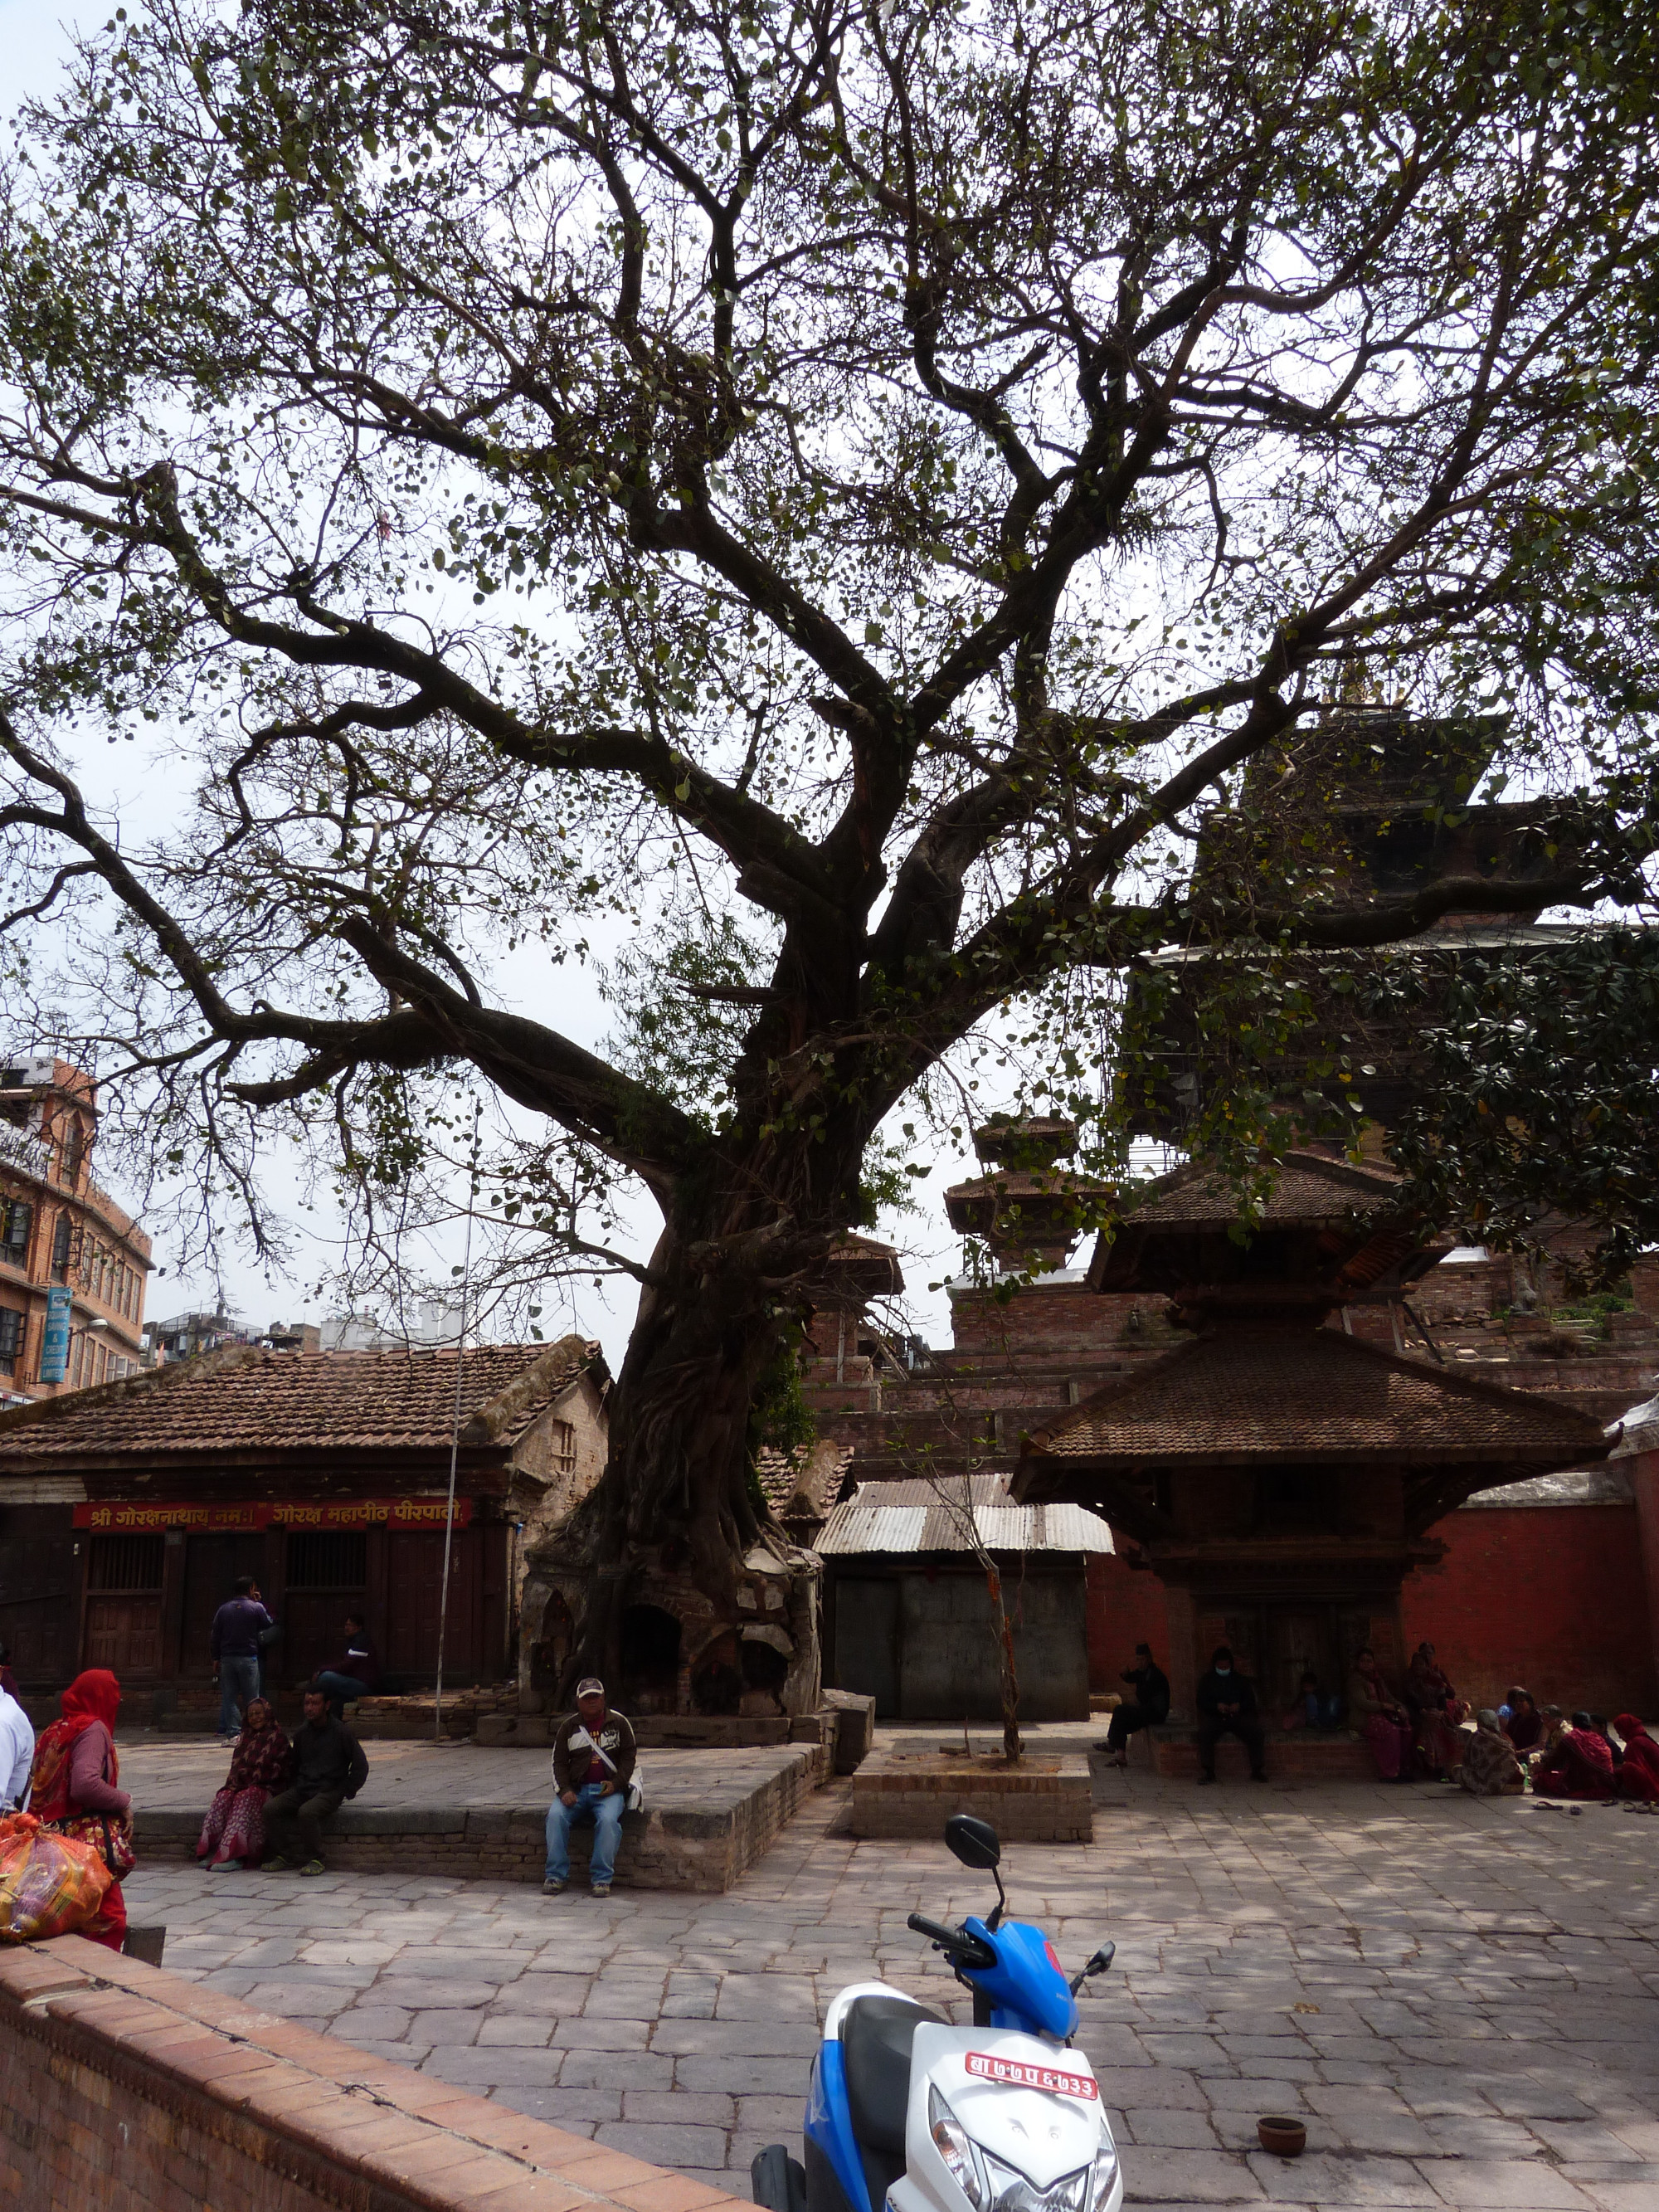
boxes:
[119,1739,1659,2210]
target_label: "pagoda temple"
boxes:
[1010,1150,1611,1738]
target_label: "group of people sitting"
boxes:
[1100,1635,1659,1798]
[1460,1693,1659,1801]
[196,1683,370,1873]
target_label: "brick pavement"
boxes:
[122,1752,1659,2211]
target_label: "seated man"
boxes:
[1533,1711,1617,1801]
[1459,1709,1525,1796]
[264,1686,369,1874]
[1195,1644,1267,1784]
[545,1676,636,1898]
[312,1612,381,1717]
[1102,1642,1170,1767]
[1281,1668,1341,1732]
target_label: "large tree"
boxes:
[2,0,1657,1682]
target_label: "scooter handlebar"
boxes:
[906,1912,996,1970]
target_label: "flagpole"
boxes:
[435,1102,481,1743]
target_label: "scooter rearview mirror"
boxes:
[944,1814,1001,1870]
[1068,1942,1116,1995]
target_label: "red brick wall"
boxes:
[1402,1503,1657,1717]
[1086,1503,1658,1720]
[1084,1549,1170,1690]
[0,1937,745,2212]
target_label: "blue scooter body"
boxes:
[802,1918,1081,2212]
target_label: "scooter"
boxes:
[752,1814,1121,2212]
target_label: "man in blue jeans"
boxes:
[209,1573,273,1739]
[544,1678,636,1898]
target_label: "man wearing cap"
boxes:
[545,1678,637,1897]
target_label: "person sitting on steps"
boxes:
[1102,1642,1170,1769]
[263,1685,369,1875]
[1195,1644,1268,1784]
[544,1677,636,1898]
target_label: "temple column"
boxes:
[1627,1448,1659,1702]
[1163,1585,1199,1722]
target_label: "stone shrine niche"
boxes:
[619,1603,682,1713]
[526,1588,574,1703]
[519,1518,824,1718]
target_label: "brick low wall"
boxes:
[135,1739,831,1892]
[849,1748,1092,1840]
[1138,1726,1374,1781]
[0,1936,747,2212]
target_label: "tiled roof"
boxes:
[817,1471,1114,1556]
[1020,1327,1611,1469]
[754,1439,852,1516]
[1111,1151,1405,1230]
[0,1337,601,1465]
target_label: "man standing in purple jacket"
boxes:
[210,1575,273,1740]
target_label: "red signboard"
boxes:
[965,2053,1098,2101]
[72,1497,472,1532]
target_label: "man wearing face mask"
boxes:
[1195,1644,1268,1784]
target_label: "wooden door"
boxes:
[1267,1607,1335,1715]
[382,1527,480,1683]
[280,1529,368,1687]
[83,1532,164,1678]
[181,1532,269,1674]
[0,1514,79,1684]
[832,1576,900,1717]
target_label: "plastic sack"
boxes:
[0,1811,114,1944]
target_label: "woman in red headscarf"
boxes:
[27,1669,133,1951]
[1614,1714,1659,1802]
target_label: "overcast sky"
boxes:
[0,2,998,1365]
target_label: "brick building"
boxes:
[802,1166,1659,1724]
[817,1471,1114,1722]
[0,1054,151,1402]
[0,1334,607,1716]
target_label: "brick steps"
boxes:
[133,1739,831,1892]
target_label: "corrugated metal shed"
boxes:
[816,1472,1113,1557]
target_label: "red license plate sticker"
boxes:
[965,2053,1098,2101]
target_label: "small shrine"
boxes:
[1011,1151,1610,1745]
[943,1117,1113,1274]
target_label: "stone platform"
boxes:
[849,1742,1092,1839]
[124,1737,830,1892]
[1134,1722,1374,1781]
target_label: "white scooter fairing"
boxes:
[755,1818,1122,2212]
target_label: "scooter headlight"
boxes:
[929,2087,988,2210]
[978,2151,1092,2212]
[1088,2141,1119,2212]
[927,2087,1108,2212]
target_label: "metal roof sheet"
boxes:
[817,1474,1113,1557]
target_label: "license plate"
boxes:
[965,2053,1098,2101]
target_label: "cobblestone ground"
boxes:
[122,1761,1659,2211]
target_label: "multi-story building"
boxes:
[0,1054,152,1402]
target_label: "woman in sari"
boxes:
[27,1668,132,1951]
[1404,1642,1465,1778]
[1613,1714,1659,1802]
[196,1696,293,1868]
[1501,1688,1543,1753]
[1347,1648,1416,1781]
[1459,1710,1525,1796]
[1533,1712,1616,1800]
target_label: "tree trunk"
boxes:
[985,1566,1024,1766]
[544,1207,806,1703]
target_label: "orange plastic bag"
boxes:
[0,1811,114,1943]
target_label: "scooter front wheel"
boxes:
[752,2145,807,2212]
